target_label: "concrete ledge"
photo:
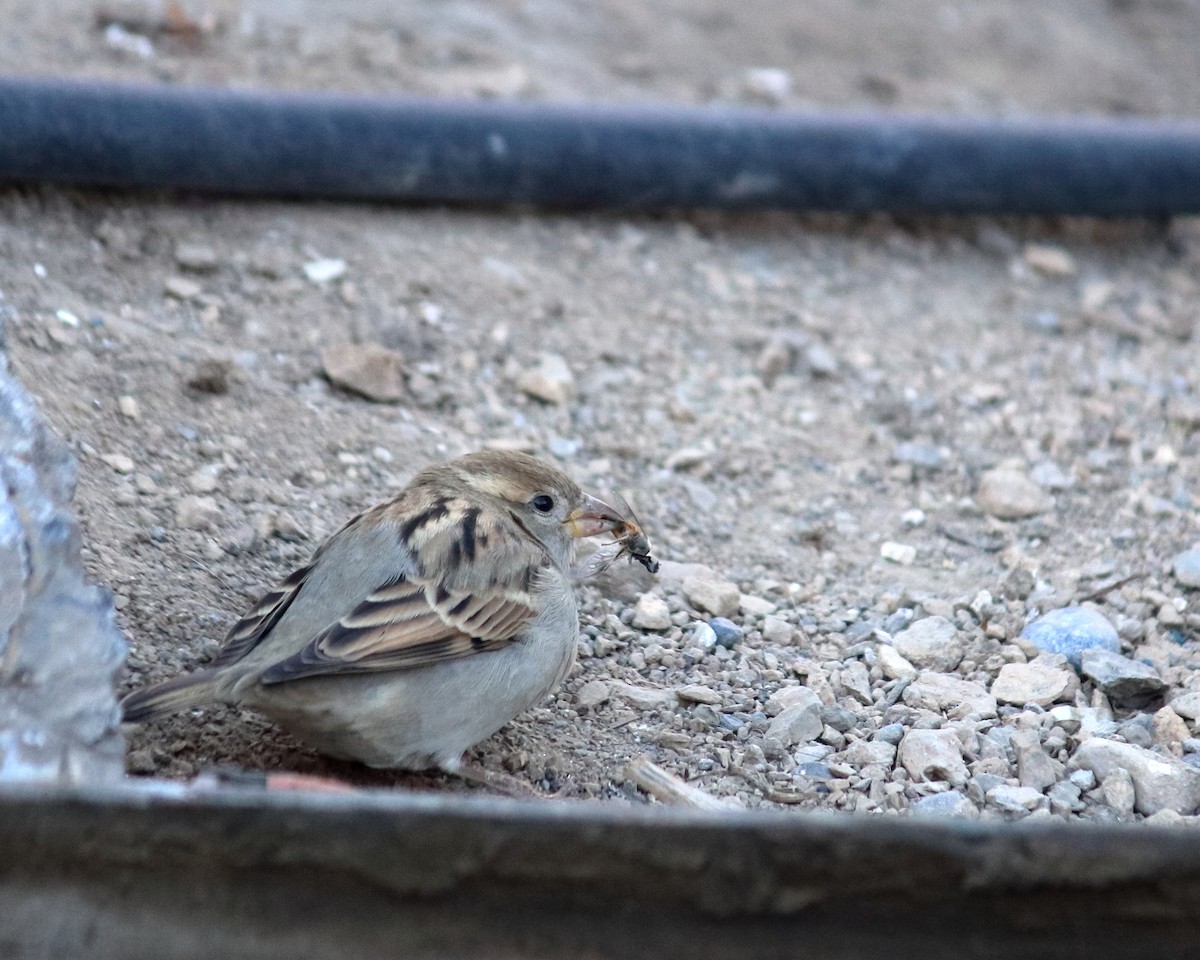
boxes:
[2,782,1199,959]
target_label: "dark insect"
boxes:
[607,493,659,574]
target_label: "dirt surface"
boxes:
[5,1,1200,815]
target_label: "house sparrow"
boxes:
[121,450,643,773]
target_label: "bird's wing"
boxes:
[258,498,549,684]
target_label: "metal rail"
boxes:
[1,76,1199,215]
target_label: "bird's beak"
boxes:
[563,493,624,539]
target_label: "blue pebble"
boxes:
[1173,548,1200,589]
[875,723,906,745]
[1020,606,1120,670]
[709,617,743,648]
[793,762,832,781]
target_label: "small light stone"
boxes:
[976,468,1052,520]
[1172,548,1200,589]
[1023,243,1077,277]
[898,728,969,785]
[761,616,794,645]
[576,679,610,709]
[677,684,722,705]
[322,343,406,403]
[516,353,574,405]
[101,453,135,474]
[1020,606,1120,669]
[878,644,918,681]
[991,658,1078,707]
[632,594,672,631]
[880,541,917,565]
[739,594,777,617]
[893,616,963,672]
[683,576,741,618]
[303,258,347,284]
[164,276,203,300]
[175,495,222,531]
[117,395,140,420]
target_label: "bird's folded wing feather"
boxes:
[258,578,537,683]
[258,500,547,684]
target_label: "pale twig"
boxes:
[624,757,738,812]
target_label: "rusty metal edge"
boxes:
[2,781,1199,959]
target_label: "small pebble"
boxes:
[976,467,1052,520]
[632,594,672,631]
[1172,548,1200,589]
[684,576,741,618]
[708,617,742,648]
[1021,606,1120,670]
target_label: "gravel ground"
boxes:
[5,0,1200,822]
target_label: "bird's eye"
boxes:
[531,494,555,514]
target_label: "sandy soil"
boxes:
[4,0,1200,811]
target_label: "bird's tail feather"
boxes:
[121,671,221,723]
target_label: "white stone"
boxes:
[761,616,794,644]
[898,729,968,785]
[903,673,998,719]
[739,594,777,617]
[683,576,740,618]
[976,468,1052,520]
[608,680,677,711]
[677,684,722,705]
[631,594,671,631]
[576,680,610,709]
[1070,738,1200,815]
[893,616,964,672]
[516,353,574,405]
[880,541,917,565]
[101,453,135,474]
[987,784,1046,814]
[767,691,823,746]
[878,644,918,681]
[303,258,347,284]
[991,659,1078,707]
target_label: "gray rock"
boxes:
[976,468,1052,520]
[910,792,979,819]
[987,784,1046,815]
[631,594,672,631]
[1020,606,1120,669]
[767,690,824,746]
[1101,767,1137,816]
[904,672,998,719]
[1169,692,1200,721]
[708,617,742,648]
[878,644,918,680]
[608,680,677,712]
[1172,547,1200,589]
[841,739,896,767]
[1011,728,1064,792]
[684,577,740,618]
[322,342,407,403]
[1080,649,1166,708]
[991,658,1079,707]
[575,680,610,709]
[516,353,574,404]
[892,442,947,470]
[1070,738,1200,815]
[676,684,722,705]
[875,723,906,745]
[761,615,794,644]
[893,616,964,672]
[898,729,969,785]
[1047,779,1083,815]
[0,338,127,784]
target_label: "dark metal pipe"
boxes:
[2,75,1200,216]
